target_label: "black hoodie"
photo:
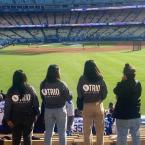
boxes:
[40,80,71,108]
[4,85,40,123]
[77,76,108,110]
[113,79,141,119]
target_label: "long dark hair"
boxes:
[44,65,60,83]
[83,60,103,82]
[11,70,27,96]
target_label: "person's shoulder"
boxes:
[7,87,13,95]
[40,80,48,89]
[25,84,31,89]
[79,75,85,80]
[117,80,123,85]
[40,80,45,86]
[99,78,105,83]
[78,75,86,83]
[135,79,141,87]
[114,81,123,89]
[29,85,37,93]
[59,80,68,87]
[135,79,140,84]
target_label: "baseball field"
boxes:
[0,43,145,114]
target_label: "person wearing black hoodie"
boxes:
[4,70,40,145]
[77,60,108,145]
[113,63,142,145]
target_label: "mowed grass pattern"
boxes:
[0,45,145,114]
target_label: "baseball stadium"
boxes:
[0,0,145,144]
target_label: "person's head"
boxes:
[12,70,27,88]
[109,102,114,109]
[74,109,82,117]
[12,70,27,96]
[45,64,60,83]
[123,63,136,80]
[83,60,103,82]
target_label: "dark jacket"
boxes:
[113,79,141,119]
[77,76,108,110]
[40,80,70,108]
[4,85,40,123]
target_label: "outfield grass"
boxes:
[0,45,145,114]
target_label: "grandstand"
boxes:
[0,0,145,7]
[0,0,145,49]
[0,1,145,145]
[1,9,145,26]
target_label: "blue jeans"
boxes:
[116,118,141,145]
[44,107,67,145]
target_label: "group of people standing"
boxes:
[2,60,142,145]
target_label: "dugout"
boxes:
[133,41,142,51]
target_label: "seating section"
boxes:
[0,6,145,46]
[0,25,145,48]
[0,9,145,26]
